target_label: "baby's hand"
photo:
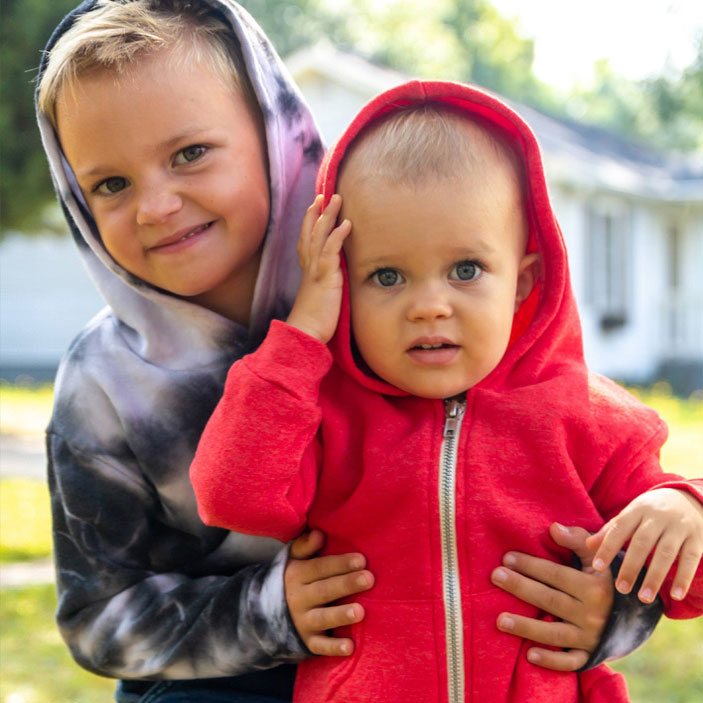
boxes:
[587,488,703,603]
[287,194,351,343]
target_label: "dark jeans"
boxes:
[115,680,291,703]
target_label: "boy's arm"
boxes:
[191,320,333,541]
[47,429,308,680]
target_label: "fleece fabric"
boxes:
[191,81,703,703]
[37,0,323,690]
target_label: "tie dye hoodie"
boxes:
[37,0,322,690]
[191,81,703,702]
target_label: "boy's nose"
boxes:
[136,186,183,226]
[406,285,452,321]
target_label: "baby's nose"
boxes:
[407,286,452,321]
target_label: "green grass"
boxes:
[0,383,700,701]
[610,616,703,703]
[0,584,116,703]
[0,479,52,562]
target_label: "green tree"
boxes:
[1,0,79,235]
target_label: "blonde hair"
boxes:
[38,0,253,126]
[340,104,523,192]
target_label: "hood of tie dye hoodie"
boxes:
[38,0,322,366]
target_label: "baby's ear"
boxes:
[514,253,541,313]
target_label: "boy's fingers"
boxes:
[292,552,367,585]
[525,647,589,672]
[549,523,596,569]
[500,551,586,596]
[306,634,355,657]
[670,539,703,600]
[289,529,325,559]
[301,569,374,608]
[305,602,364,634]
[491,567,572,620]
[497,613,585,650]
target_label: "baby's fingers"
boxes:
[631,531,686,602]
[612,523,662,595]
[310,194,344,251]
[591,512,643,574]
[669,537,703,601]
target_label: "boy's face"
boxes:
[55,46,269,323]
[340,165,538,399]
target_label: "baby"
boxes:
[191,81,703,702]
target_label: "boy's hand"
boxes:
[491,523,613,671]
[287,194,351,343]
[285,528,374,657]
[587,488,703,603]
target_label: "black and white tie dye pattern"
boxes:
[37,0,320,682]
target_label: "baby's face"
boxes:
[55,45,269,323]
[340,167,536,399]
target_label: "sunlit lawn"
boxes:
[0,383,701,702]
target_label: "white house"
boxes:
[2,43,701,391]
[286,43,703,393]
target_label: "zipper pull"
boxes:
[443,397,466,438]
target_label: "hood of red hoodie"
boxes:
[317,80,584,397]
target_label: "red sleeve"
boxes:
[190,321,333,542]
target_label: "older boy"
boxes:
[191,82,703,702]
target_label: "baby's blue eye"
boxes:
[451,261,481,281]
[175,145,206,164]
[96,177,127,195]
[373,269,401,287]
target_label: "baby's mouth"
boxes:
[412,342,457,350]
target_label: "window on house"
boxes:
[586,202,631,331]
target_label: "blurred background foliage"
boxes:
[2,0,702,235]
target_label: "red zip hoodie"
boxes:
[191,81,703,703]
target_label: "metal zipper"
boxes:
[440,397,466,703]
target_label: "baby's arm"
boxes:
[191,195,350,538]
[587,484,703,605]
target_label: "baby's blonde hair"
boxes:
[38,0,253,126]
[340,104,523,193]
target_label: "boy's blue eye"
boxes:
[175,145,206,164]
[450,261,481,282]
[372,269,402,287]
[96,177,127,195]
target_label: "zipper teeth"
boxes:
[440,402,465,703]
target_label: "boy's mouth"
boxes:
[149,221,215,251]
